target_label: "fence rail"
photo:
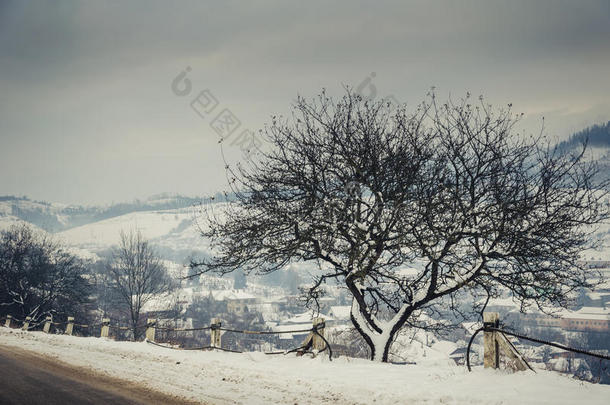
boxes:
[466,312,610,377]
[0,314,333,361]
[146,316,332,360]
[4,312,607,377]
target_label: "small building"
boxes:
[449,347,468,365]
[208,290,258,315]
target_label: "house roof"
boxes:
[329,306,351,320]
[281,311,333,324]
[208,289,257,301]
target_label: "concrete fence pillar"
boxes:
[4,315,12,328]
[211,318,221,348]
[483,312,499,369]
[65,317,74,336]
[22,316,31,331]
[100,318,110,338]
[145,319,156,342]
[481,312,529,372]
[312,317,326,351]
[43,316,53,333]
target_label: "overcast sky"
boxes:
[1,0,609,205]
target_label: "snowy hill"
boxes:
[554,125,610,260]
[1,327,608,405]
[57,207,202,252]
[0,194,204,233]
[558,121,610,184]
[0,197,70,232]
[0,195,216,264]
[53,205,216,266]
[0,194,215,263]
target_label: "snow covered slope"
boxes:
[57,209,188,248]
[1,328,609,405]
[0,194,204,233]
[56,207,208,257]
[0,214,43,232]
[0,196,212,261]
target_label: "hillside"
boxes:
[0,193,205,233]
[557,122,610,184]
[557,121,610,151]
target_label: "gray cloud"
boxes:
[1,0,609,204]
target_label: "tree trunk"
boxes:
[352,317,398,362]
[373,328,399,362]
[349,297,407,362]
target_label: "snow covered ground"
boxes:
[1,327,608,405]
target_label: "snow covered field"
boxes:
[1,328,608,405]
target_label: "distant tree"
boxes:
[0,224,90,325]
[89,256,122,321]
[191,90,609,362]
[186,296,227,328]
[558,121,610,150]
[107,230,173,340]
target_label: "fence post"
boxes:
[312,317,326,351]
[65,317,74,336]
[100,318,110,338]
[4,315,11,328]
[22,316,31,331]
[43,316,53,333]
[145,318,156,342]
[211,317,221,348]
[495,330,529,371]
[483,312,499,369]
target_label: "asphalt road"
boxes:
[0,345,203,405]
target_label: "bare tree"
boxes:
[108,230,173,340]
[0,224,90,325]
[191,90,608,362]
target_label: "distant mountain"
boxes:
[0,193,206,233]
